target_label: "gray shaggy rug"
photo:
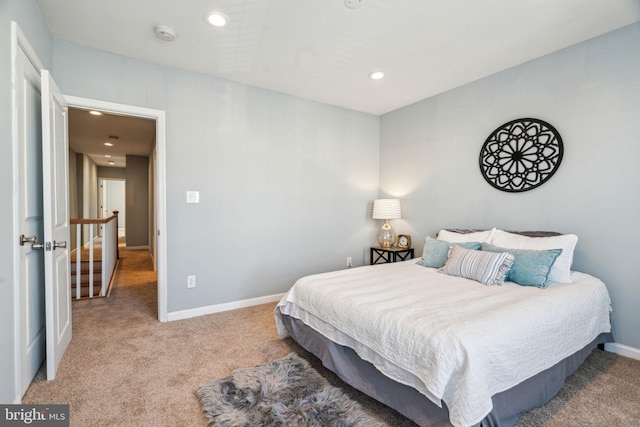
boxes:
[195,353,386,427]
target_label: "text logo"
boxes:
[0,405,69,427]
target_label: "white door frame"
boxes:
[65,96,168,323]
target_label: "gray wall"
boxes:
[0,0,52,405]
[379,23,640,349]
[69,150,78,250]
[98,166,126,179]
[125,155,149,247]
[82,154,98,244]
[75,152,83,219]
[51,41,380,313]
[149,145,157,269]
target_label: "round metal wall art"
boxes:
[479,118,564,193]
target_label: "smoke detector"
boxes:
[345,0,365,9]
[154,25,177,41]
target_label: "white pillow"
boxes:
[491,229,577,283]
[437,228,496,244]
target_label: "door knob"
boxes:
[53,240,67,249]
[19,235,36,245]
[19,234,44,250]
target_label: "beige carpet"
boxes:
[23,249,640,426]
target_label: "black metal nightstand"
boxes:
[370,247,415,265]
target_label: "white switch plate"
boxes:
[186,190,200,204]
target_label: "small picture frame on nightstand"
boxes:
[397,234,411,249]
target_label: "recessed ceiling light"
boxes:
[368,71,385,80]
[89,110,103,116]
[105,155,111,158]
[104,142,114,147]
[108,161,115,165]
[205,11,227,27]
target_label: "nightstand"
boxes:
[370,247,415,265]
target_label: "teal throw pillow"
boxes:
[480,243,562,288]
[417,237,481,268]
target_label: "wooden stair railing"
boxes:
[70,212,119,299]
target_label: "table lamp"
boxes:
[372,199,401,248]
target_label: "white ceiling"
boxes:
[68,108,155,168]
[40,0,640,166]
[38,0,640,116]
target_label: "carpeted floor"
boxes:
[22,248,640,426]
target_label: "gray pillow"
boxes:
[439,245,514,286]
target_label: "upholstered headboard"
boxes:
[445,229,562,238]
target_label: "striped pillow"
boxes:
[439,245,514,286]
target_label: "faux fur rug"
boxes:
[195,353,386,427]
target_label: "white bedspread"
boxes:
[274,260,611,427]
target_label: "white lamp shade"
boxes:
[372,199,401,220]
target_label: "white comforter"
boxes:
[274,260,611,427]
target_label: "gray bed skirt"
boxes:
[280,314,612,427]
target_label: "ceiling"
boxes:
[38,0,640,116]
[69,108,155,168]
[41,0,640,166]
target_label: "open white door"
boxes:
[41,69,72,380]
[13,22,47,397]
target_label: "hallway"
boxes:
[104,246,158,317]
[22,248,160,419]
[24,245,158,386]
[70,245,158,326]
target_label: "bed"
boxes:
[274,229,613,427]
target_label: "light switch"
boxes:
[186,190,200,204]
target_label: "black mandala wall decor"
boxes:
[479,118,563,193]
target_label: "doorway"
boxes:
[66,96,167,322]
[100,179,126,238]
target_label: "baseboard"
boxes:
[167,293,286,322]
[125,245,149,250]
[605,342,640,360]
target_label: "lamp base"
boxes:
[377,220,397,248]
